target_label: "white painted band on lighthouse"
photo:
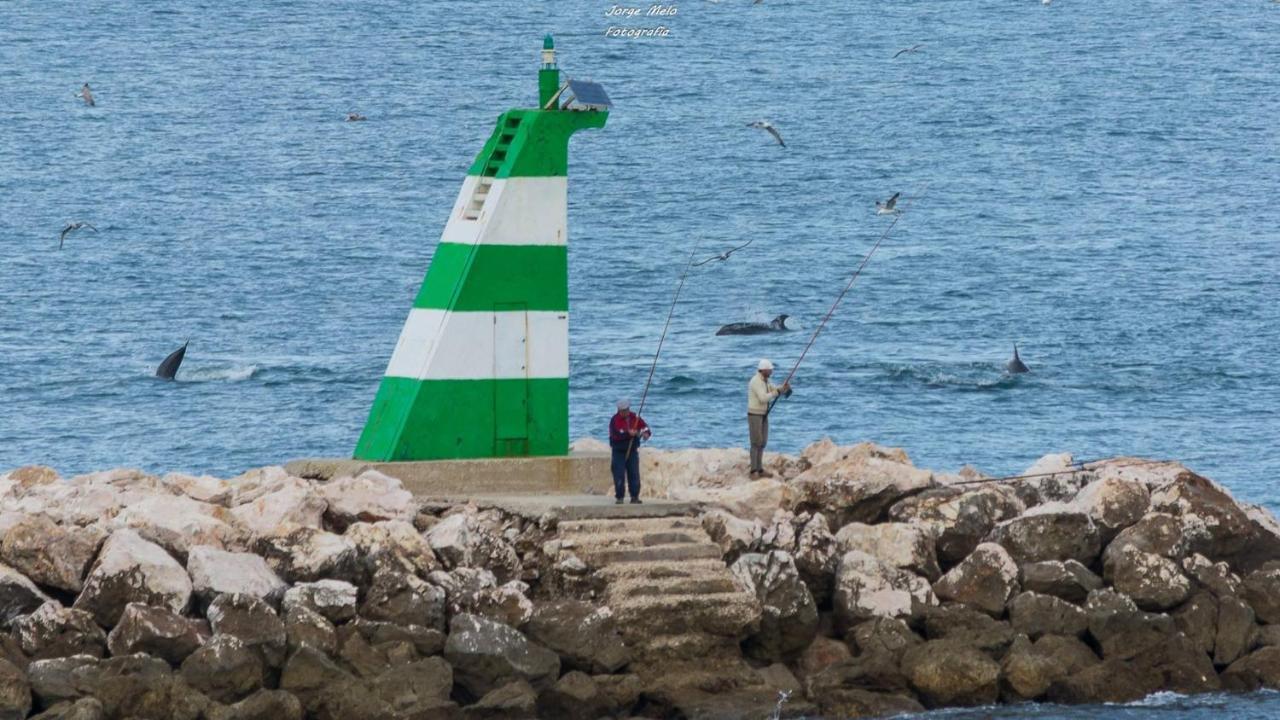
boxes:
[443,177,568,246]
[385,308,569,381]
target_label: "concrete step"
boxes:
[594,558,728,582]
[562,529,705,552]
[607,575,739,600]
[558,516,705,536]
[578,541,723,567]
[630,632,742,662]
[613,591,761,638]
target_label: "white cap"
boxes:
[757,359,774,371]
[617,398,630,410]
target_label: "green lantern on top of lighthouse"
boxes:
[354,36,610,462]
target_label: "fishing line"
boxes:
[767,182,931,416]
[944,456,1179,488]
[624,240,702,459]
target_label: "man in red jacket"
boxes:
[608,399,651,505]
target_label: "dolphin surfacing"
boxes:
[1006,344,1029,374]
[716,314,791,336]
[156,341,189,380]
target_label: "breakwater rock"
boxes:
[1,441,1280,719]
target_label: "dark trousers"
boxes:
[611,447,640,499]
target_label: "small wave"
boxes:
[883,363,1023,391]
[176,365,259,383]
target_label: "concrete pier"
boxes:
[284,453,700,521]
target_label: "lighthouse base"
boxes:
[286,452,614,497]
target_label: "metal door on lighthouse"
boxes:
[493,302,531,455]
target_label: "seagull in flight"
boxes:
[693,239,754,267]
[893,44,925,59]
[59,222,97,249]
[875,192,901,215]
[77,83,95,107]
[747,120,785,147]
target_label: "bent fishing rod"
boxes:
[624,241,702,460]
[767,183,930,416]
[945,455,1181,488]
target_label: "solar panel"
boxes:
[567,80,613,108]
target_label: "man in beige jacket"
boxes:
[748,359,791,478]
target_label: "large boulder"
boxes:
[921,605,1016,654]
[73,529,192,627]
[1182,553,1243,598]
[443,613,559,697]
[834,522,940,581]
[278,645,355,715]
[524,600,629,674]
[0,517,104,594]
[1103,512,1190,567]
[230,485,327,539]
[372,657,453,715]
[932,543,1019,617]
[1149,471,1254,563]
[700,510,761,563]
[113,494,244,559]
[252,527,360,585]
[207,594,287,668]
[832,551,936,628]
[317,472,413,530]
[282,580,358,624]
[283,604,337,657]
[464,678,537,719]
[1005,454,1087,507]
[1222,646,1280,691]
[425,515,520,584]
[1046,657,1162,704]
[1000,634,1099,701]
[792,513,838,604]
[730,551,818,661]
[205,689,303,720]
[1067,476,1149,542]
[12,604,106,660]
[1104,545,1192,611]
[984,510,1102,565]
[187,547,286,606]
[344,521,438,581]
[1008,592,1088,639]
[1019,560,1102,603]
[0,564,52,628]
[359,572,446,631]
[848,617,922,662]
[106,603,205,665]
[179,635,265,704]
[1084,589,1174,660]
[1216,596,1258,666]
[701,479,798,525]
[535,671,613,720]
[900,640,999,707]
[473,581,534,629]
[888,485,1024,564]
[0,658,30,720]
[790,444,934,527]
[1173,591,1219,656]
[159,473,232,506]
[1243,565,1280,624]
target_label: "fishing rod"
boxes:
[945,456,1179,488]
[766,183,930,416]
[623,241,702,460]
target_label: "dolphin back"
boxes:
[156,343,188,380]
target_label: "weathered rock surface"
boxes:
[114,494,243,558]
[1001,634,1099,701]
[0,516,104,594]
[344,520,438,581]
[1009,592,1088,639]
[180,635,264,704]
[252,527,359,585]
[730,550,818,661]
[187,546,286,605]
[524,600,628,675]
[701,510,761,563]
[985,511,1102,565]
[1149,471,1254,563]
[444,614,559,698]
[1221,646,1280,692]
[317,472,414,530]
[790,444,934,527]
[1068,476,1150,542]
[207,594,287,668]
[0,564,51,628]
[921,605,1016,654]
[888,485,1024,564]
[230,485,326,539]
[281,580,358,623]
[933,543,1019,616]
[14,604,107,660]
[359,572,446,631]
[0,658,30,720]
[1019,560,1102,603]
[106,603,204,665]
[1105,545,1192,611]
[901,640,1000,707]
[832,550,936,628]
[1242,565,1280,624]
[834,522,941,581]
[73,529,192,627]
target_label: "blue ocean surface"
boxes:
[2,3,1280,714]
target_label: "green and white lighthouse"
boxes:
[354,36,609,462]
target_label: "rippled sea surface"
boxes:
[3,0,1280,717]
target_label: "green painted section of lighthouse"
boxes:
[353,37,608,462]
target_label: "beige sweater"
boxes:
[748,372,780,415]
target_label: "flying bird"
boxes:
[747,120,785,147]
[875,192,901,215]
[893,44,925,59]
[693,239,754,267]
[59,222,97,249]
[346,113,367,121]
[77,83,95,107]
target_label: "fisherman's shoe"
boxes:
[615,498,624,505]
[630,498,643,504]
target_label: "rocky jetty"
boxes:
[1,441,1279,719]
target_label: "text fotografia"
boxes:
[605,3,676,38]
